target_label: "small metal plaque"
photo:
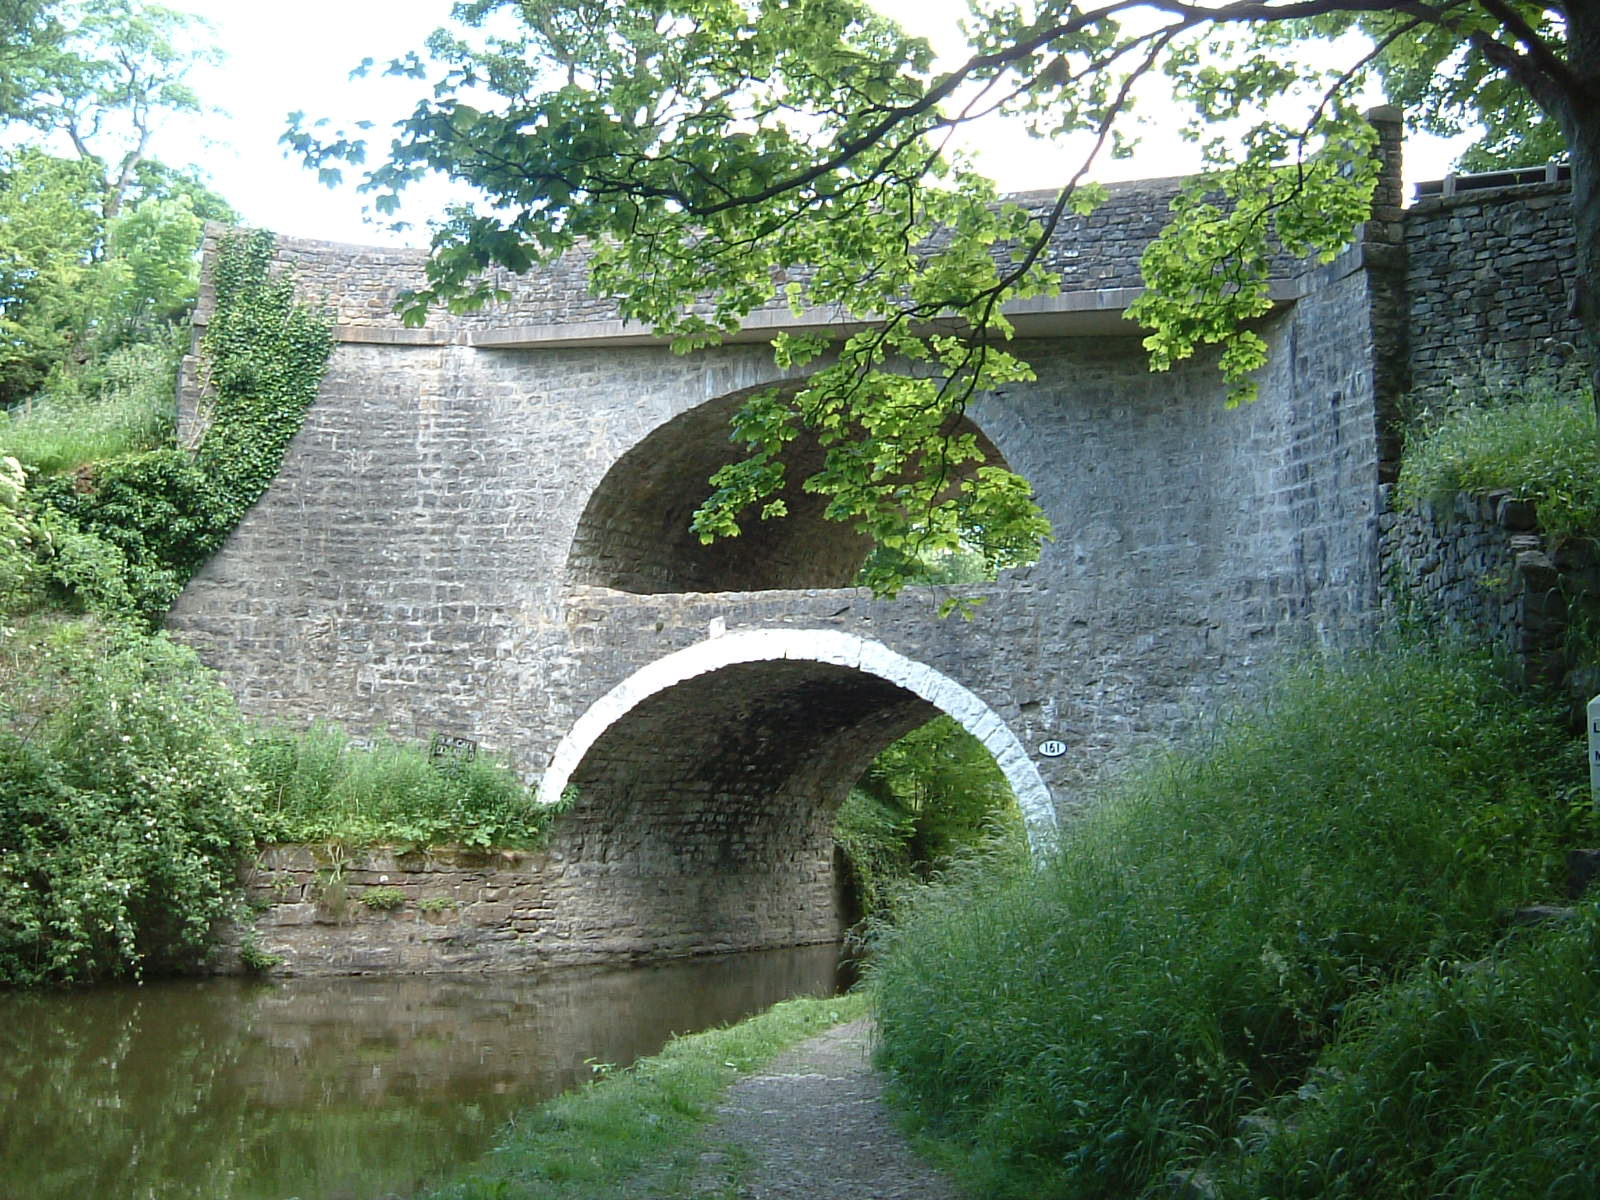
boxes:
[430,733,479,764]
[1588,695,1600,806]
[1038,739,1068,758]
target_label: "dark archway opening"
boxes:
[564,385,1011,594]
[548,659,1005,958]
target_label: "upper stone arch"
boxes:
[538,628,1059,854]
[562,382,1013,594]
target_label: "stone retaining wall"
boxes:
[1405,181,1586,396]
[228,843,850,976]
[1380,487,1600,695]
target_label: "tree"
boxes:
[0,0,230,406]
[0,148,103,402]
[0,1,68,123]
[3,0,218,219]
[289,0,1600,593]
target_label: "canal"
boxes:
[0,944,848,1199]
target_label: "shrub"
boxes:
[0,618,262,986]
[31,449,223,619]
[249,723,554,849]
[1396,367,1600,541]
[871,640,1583,1199]
[0,455,38,611]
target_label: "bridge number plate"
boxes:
[1038,739,1068,758]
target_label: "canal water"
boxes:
[0,944,849,1200]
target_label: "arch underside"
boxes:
[540,631,1056,959]
[565,385,1009,594]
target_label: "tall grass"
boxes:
[0,339,180,476]
[871,640,1585,1199]
[248,723,555,849]
[1396,367,1600,540]
[1215,900,1600,1199]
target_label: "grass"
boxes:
[870,638,1589,1200]
[1395,367,1600,541]
[422,990,869,1200]
[0,341,179,477]
[248,722,560,850]
[1213,898,1600,1199]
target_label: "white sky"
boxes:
[150,0,1476,248]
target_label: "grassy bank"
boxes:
[0,615,557,986]
[423,990,869,1200]
[1396,366,1599,541]
[872,639,1592,1199]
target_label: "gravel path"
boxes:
[690,1017,964,1199]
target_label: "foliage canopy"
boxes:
[0,0,230,408]
[292,0,1600,593]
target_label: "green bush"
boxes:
[249,723,554,849]
[833,715,1025,921]
[1396,368,1600,541]
[1217,901,1600,1199]
[871,641,1584,1199]
[0,455,38,610]
[31,448,223,619]
[0,618,262,986]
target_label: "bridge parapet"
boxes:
[193,171,1331,352]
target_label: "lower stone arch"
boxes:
[534,629,1058,958]
[540,629,1058,854]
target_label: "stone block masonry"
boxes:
[1405,180,1585,396]
[171,134,1578,972]
[1381,486,1600,697]
[232,843,850,974]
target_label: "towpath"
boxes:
[689,1017,964,1199]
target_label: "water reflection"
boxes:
[0,944,848,1200]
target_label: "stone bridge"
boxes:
[169,114,1583,965]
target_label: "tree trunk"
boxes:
[1559,0,1600,419]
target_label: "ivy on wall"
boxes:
[31,229,333,622]
[193,229,334,525]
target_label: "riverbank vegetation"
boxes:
[0,614,557,986]
[250,721,561,850]
[871,639,1596,1199]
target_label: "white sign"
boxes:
[1038,739,1068,758]
[1589,695,1600,807]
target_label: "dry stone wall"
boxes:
[1405,180,1585,395]
[231,844,849,974]
[1381,487,1600,695]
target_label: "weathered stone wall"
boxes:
[1405,180,1586,396]
[231,844,850,974]
[179,125,1593,971]
[1380,487,1600,694]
